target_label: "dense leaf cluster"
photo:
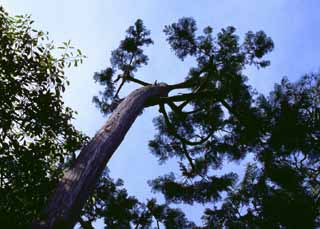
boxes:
[0,7,87,227]
[208,74,320,228]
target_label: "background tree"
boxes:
[0,7,87,227]
[202,75,320,228]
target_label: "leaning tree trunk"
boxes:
[32,84,169,229]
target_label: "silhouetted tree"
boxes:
[202,75,320,228]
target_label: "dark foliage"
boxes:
[203,74,320,228]
[80,171,196,229]
[0,7,87,227]
[93,19,153,115]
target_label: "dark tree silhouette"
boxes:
[0,6,319,228]
[202,75,320,228]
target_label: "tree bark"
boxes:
[32,84,169,229]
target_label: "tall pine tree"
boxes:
[0,7,318,228]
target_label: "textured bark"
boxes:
[32,84,169,229]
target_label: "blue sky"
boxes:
[3,0,320,226]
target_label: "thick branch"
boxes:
[177,74,211,110]
[127,76,151,86]
[166,67,208,91]
[167,79,194,90]
[146,90,218,107]
[114,78,126,98]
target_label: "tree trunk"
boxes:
[32,84,169,229]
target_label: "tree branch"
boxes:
[127,76,151,86]
[158,103,212,147]
[145,90,218,107]
[167,78,195,90]
[178,74,211,110]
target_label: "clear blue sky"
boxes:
[3,0,320,227]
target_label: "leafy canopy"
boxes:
[92,17,319,228]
